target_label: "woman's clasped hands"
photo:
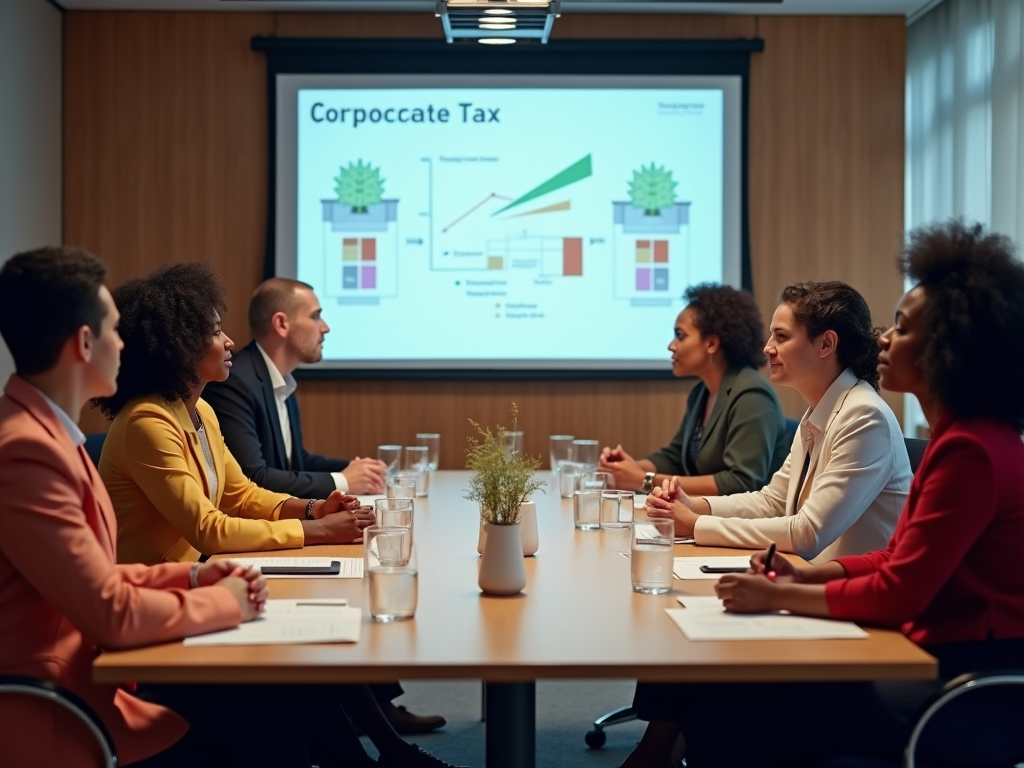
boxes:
[195,560,269,622]
[644,476,704,537]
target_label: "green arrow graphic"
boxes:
[493,154,593,216]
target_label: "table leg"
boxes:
[484,681,535,768]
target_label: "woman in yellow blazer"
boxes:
[97,263,465,768]
[98,276,372,566]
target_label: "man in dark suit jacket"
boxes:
[204,278,445,735]
[204,280,386,496]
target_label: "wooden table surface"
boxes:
[94,471,935,685]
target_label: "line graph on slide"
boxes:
[424,154,593,275]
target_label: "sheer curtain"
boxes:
[904,0,1024,436]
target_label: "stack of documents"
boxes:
[184,599,361,646]
[228,557,363,578]
[666,595,868,641]
[673,556,751,580]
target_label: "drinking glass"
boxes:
[386,472,417,499]
[404,446,430,497]
[364,524,412,568]
[571,439,600,468]
[368,564,418,622]
[503,430,524,458]
[577,470,614,493]
[377,445,402,475]
[559,461,586,498]
[374,497,414,530]
[415,433,441,471]
[573,490,601,530]
[600,490,635,529]
[549,434,574,474]
[630,519,674,594]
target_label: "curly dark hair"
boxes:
[95,262,227,419]
[0,246,107,375]
[683,283,766,368]
[902,219,1024,429]
[778,281,882,390]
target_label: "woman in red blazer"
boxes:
[619,220,1024,768]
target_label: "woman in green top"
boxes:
[600,283,788,495]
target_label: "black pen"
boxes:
[764,543,777,581]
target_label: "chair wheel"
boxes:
[585,729,607,748]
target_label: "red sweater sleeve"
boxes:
[825,435,997,626]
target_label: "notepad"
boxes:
[184,600,361,646]
[666,595,868,641]
[673,556,751,580]
[228,557,363,578]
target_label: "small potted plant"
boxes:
[465,403,545,595]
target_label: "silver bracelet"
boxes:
[188,561,201,589]
[305,499,317,520]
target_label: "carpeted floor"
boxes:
[361,679,647,768]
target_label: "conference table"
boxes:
[95,471,936,768]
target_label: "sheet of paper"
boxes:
[226,557,363,579]
[262,598,348,613]
[357,494,386,508]
[673,556,752,580]
[675,595,729,611]
[627,523,694,546]
[666,605,868,641]
[184,602,362,646]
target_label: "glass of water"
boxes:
[600,490,635,530]
[571,439,600,468]
[378,444,402,475]
[549,434,574,474]
[415,433,441,471]
[630,518,674,594]
[364,524,412,568]
[374,497,414,528]
[559,461,586,498]
[503,430,524,458]
[386,472,417,499]
[368,565,418,622]
[573,490,601,530]
[403,446,430,497]
[577,470,614,493]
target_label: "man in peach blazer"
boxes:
[0,248,264,767]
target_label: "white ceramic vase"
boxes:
[519,501,539,557]
[477,503,538,557]
[478,523,527,595]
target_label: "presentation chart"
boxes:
[293,82,732,364]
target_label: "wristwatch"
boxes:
[640,471,656,494]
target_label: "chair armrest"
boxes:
[0,675,117,768]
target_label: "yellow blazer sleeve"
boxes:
[122,405,302,555]
[200,400,298,522]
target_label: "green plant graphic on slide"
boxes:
[334,160,385,213]
[628,163,678,215]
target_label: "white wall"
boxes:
[0,0,62,383]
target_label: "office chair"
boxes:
[585,436,932,750]
[84,432,106,466]
[0,675,118,767]
[816,670,1024,768]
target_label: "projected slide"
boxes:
[287,78,739,368]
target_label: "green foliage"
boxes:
[334,160,385,213]
[628,163,678,215]
[464,403,545,526]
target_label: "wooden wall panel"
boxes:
[66,11,907,462]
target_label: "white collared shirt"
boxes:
[254,342,348,493]
[697,368,912,563]
[33,386,86,448]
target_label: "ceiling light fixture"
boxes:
[479,38,517,45]
[437,0,559,44]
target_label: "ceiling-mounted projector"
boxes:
[436,0,561,45]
